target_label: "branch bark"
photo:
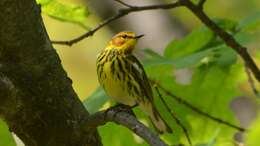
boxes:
[0,0,101,145]
[86,106,167,146]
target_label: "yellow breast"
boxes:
[97,59,136,106]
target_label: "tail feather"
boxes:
[140,103,172,134]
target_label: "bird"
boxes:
[96,31,172,134]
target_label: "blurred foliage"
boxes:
[0,120,15,146]
[36,0,90,29]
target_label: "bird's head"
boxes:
[106,31,144,53]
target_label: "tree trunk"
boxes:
[0,0,101,146]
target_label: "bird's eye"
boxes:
[121,35,128,39]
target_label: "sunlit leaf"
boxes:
[164,26,214,58]
[164,19,238,59]
[0,120,15,146]
[195,129,218,146]
[36,0,90,29]
[37,0,52,5]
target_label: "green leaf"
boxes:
[195,129,219,146]
[83,86,109,114]
[0,120,15,146]
[211,45,237,67]
[187,64,244,145]
[143,48,163,58]
[144,49,213,69]
[36,0,90,29]
[234,31,257,44]
[144,44,237,69]
[164,26,214,59]
[246,113,260,146]
[213,18,238,33]
[37,0,52,5]
[238,12,260,32]
[164,19,239,60]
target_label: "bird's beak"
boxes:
[134,34,144,39]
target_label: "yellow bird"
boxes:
[96,31,172,134]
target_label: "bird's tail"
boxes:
[140,103,172,134]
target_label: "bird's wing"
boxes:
[125,54,154,102]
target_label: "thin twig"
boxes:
[114,0,134,8]
[51,13,125,46]
[86,106,167,146]
[151,80,247,132]
[245,65,260,98]
[51,1,182,46]
[154,85,192,146]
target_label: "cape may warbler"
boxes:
[96,31,172,134]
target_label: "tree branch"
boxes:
[51,1,182,46]
[178,0,260,82]
[0,0,101,145]
[152,80,247,132]
[86,106,168,146]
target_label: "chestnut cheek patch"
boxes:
[112,38,125,46]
